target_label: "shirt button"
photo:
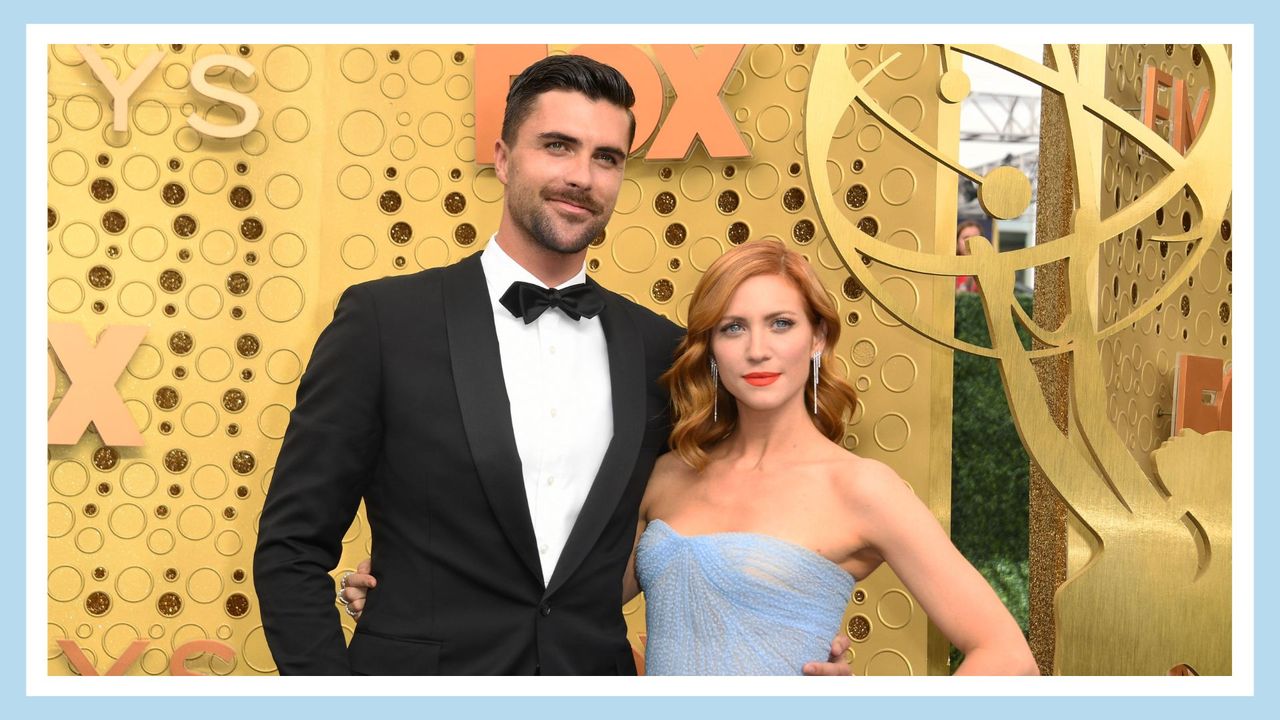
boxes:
[549,345,556,355]
[546,476,555,486]
[549,408,557,418]
[539,543,548,554]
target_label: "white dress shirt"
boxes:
[480,236,613,586]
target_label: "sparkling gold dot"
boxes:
[846,184,868,209]
[172,214,197,238]
[379,190,403,214]
[782,187,805,212]
[454,223,476,246]
[727,222,750,245]
[228,185,253,209]
[101,210,127,235]
[92,447,119,471]
[793,219,816,244]
[240,217,263,241]
[443,191,466,215]
[161,182,187,206]
[716,190,739,214]
[168,331,193,355]
[225,593,250,618]
[90,178,116,202]
[163,449,189,474]
[222,388,246,413]
[654,191,677,215]
[231,451,256,475]
[158,269,184,293]
[847,613,871,641]
[85,265,114,291]
[389,221,413,245]
[843,277,865,300]
[664,223,687,247]
[236,334,260,358]
[85,591,111,616]
[154,386,180,410]
[857,216,879,237]
[226,272,250,296]
[650,279,674,303]
[156,591,182,617]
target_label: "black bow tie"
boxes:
[499,281,605,324]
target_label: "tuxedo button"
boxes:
[539,604,551,617]
[539,543,548,554]
[549,408,558,418]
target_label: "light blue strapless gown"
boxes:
[635,519,855,675]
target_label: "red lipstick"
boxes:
[743,372,780,387]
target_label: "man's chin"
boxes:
[532,225,603,255]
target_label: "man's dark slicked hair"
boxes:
[501,54,637,149]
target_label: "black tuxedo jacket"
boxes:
[253,252,683,675]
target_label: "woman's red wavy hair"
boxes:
[661,240,858,471]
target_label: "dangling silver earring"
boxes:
[811,352,821,415]
[710,357,719,423]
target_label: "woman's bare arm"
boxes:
[846,461,1038,676]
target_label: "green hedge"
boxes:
[948,291,1033,672]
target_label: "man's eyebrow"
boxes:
[537,131,580,146]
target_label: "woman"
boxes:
[342,240,1036,676]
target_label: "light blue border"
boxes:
[11,1,1270,717]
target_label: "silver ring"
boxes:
[337,571,354,606]
[345,604,359,618]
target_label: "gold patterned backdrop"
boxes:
[47,44,954,676]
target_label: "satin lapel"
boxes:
[544,281,645,598]
[443,254,542,584]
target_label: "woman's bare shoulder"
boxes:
[642,451,697,514]
[829,451,913,513]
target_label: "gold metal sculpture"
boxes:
[805,44,1232,675]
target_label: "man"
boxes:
[254,54,848,676]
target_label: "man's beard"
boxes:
[523,205,607,255]
[508,178,610,255]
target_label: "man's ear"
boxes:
[494,139,510,184]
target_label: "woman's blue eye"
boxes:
[772,318,794,330]
[720,322,743,334]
